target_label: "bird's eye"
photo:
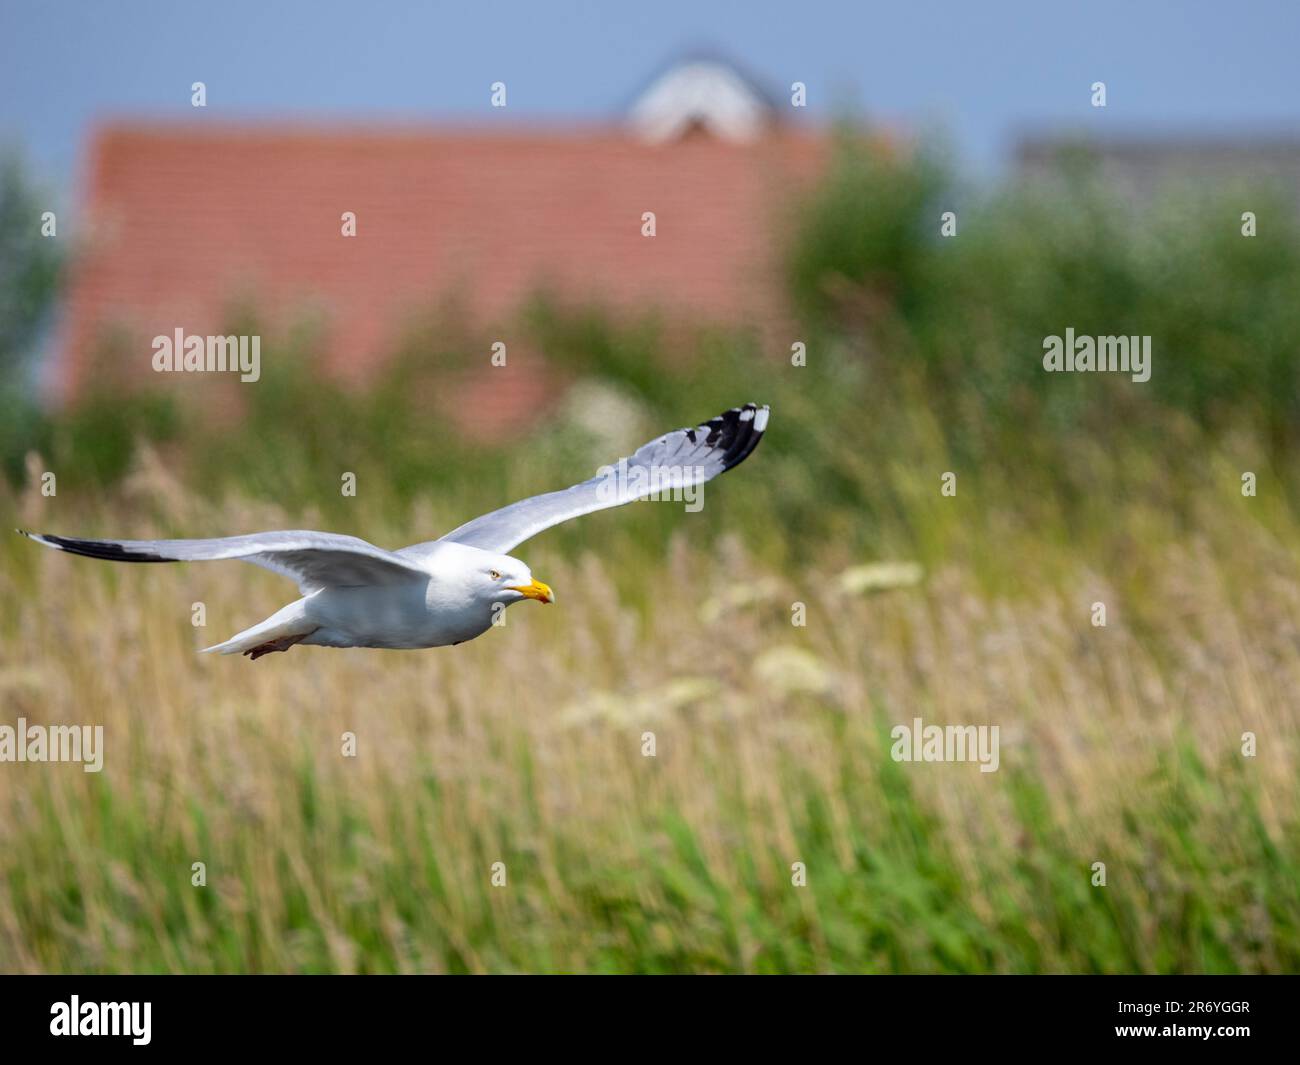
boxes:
[489,569,501,580]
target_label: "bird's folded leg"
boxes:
[243,633,309,660]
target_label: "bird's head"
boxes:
[479,554,554,607]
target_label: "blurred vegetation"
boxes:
[2,137,1299,973]
[0,155,62,484]
[6,134,1299,558]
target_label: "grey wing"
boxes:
[416,403,770,555]
[18,529,430,594]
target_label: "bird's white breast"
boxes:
[300,541,507,648]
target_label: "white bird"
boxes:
[19,403,769,659]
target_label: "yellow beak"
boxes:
[509,578,554,604]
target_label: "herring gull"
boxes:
[18,403,769,658]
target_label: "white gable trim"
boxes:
[629,59,774,144]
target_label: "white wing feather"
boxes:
[20,403,771,588]
[19,529,428,594]
[409,403,769,555]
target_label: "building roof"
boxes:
[1015,130,1300,207]
[61,121,828,422]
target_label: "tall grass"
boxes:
[2,402,1298,973]
[1,138,1298,972]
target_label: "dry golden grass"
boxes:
[1,456,1298,973]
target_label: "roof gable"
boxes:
[628,57,778,144]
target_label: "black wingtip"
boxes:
[701,402,770,472]
[22,532,171,563]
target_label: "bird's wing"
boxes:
[418,403,769,555]
[18,529,429,594]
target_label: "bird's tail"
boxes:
[202,601,315,656]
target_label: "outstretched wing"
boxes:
[18,529,429,594]
[419,403,769,555]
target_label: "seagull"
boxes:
[19,403,769,659]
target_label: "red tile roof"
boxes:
[61,122,829,426]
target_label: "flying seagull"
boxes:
[19,403,769,659]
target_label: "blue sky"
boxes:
[3,0,1299,201]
